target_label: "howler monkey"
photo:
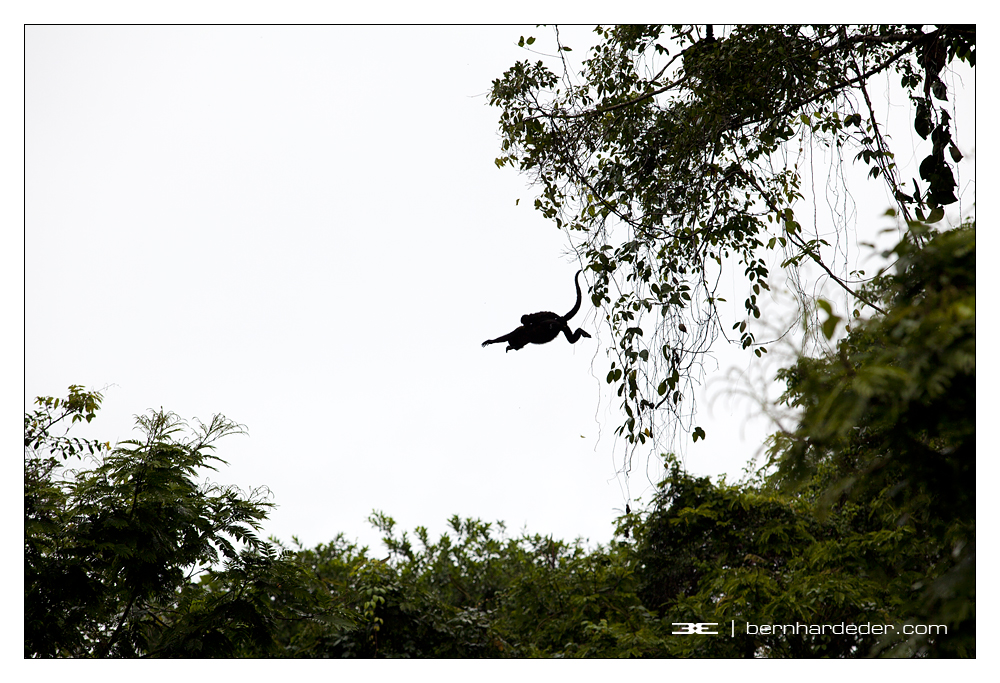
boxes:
[482,270,592,353]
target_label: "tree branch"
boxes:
[528,30,922,128]
[96,592,139,658]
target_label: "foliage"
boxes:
[276,448,972,659]
[767,220,975,656]
[270,514,660,657]
[24,391,349,657]
[24,384,109,460]
[268,517,507,658]
[490,24,974,457]
[636,458,937,657]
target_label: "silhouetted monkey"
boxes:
[482,270,592,353]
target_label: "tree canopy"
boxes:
[24,393,352,657]
[767,218,975,656]
[489,24,974,462]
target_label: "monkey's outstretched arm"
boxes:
[482,326,531,352]
[482,330,516,348]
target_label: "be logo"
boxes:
[672,623,719,635]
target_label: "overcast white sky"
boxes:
[23,24,977,556]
